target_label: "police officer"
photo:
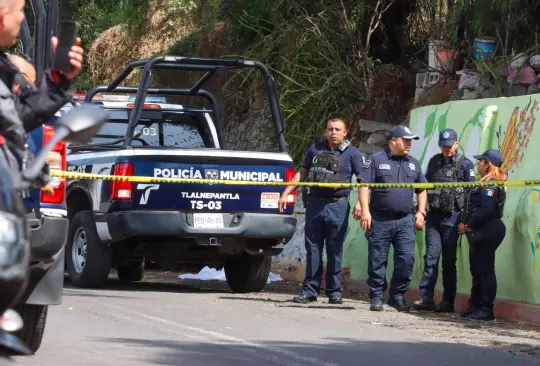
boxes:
[412,129,475,313]
[279,118,366,304]
[358,125,428,312]
[458,149,507,321]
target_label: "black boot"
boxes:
[388,297,410,312]
[434,299,455,313]
[460,300,478,318]
[328,295,343,304]
[370,298,384,312]
[412,296,436,311]
[292,294,317,304]
[463,305,495,321]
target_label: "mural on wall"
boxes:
[498,98,538,172]
[408,96,540,303]
[515,188,540,273]
[341,94,540,304]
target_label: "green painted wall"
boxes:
[343,94,540,305]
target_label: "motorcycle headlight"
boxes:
[0,211,26,268]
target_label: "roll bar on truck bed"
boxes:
[84,55,290,153]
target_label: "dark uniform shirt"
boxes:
[465,183,502,229]
[301,141,366,198]
[362,147,428,217]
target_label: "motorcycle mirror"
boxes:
[22,104,109,183]
[54,103,109,144]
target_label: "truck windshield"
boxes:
[70,110,216,149]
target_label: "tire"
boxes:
[117,261,145,282]
[66,211,112,288]
[14,304,48,354]
[224,254,271,293]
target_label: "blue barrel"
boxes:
[474,37,497,60]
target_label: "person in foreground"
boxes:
[359,125,428,312]
[279,118,366,305]
[8,53,54,194]
[458,149,507,321]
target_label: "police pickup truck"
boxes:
[64,56,298,293]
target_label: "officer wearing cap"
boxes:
[358,125,428,312]
[458,149,507,321]
[412,128,475,313]
[279,118,366,305]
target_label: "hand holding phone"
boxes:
[52,20,84,80]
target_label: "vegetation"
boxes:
[18,0,540,165]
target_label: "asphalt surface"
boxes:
[13,272,540,366]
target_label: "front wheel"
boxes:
[224,254,271,293]
[66,211,112,288]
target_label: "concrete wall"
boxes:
[275,94,540,305]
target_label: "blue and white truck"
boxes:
[64,56,298,293]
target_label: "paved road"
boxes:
[13,273,540,366]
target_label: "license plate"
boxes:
[193,213,224,229]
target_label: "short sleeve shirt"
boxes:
[361,148,427,216]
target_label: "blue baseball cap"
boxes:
[439,128,458,147]
[473,149,503,167]
[387,125,419,140]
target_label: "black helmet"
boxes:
[0,150,30,316]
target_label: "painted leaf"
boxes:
[438,108,449,133]
[424,110,437,138]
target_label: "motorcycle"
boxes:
[0,104,108,363]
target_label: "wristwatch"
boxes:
[417,209,426,218]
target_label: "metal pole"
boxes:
[30,0,46,81]
[19,18,34,58]
[44,0,57,67]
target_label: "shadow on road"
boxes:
[218,295,357,310]
[63,270,302,297]
[96,337,540,366]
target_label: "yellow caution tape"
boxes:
[49,170,540,189]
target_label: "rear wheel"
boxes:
[14,304,48,354]
[224,254,271,293]
[66,211,112,288]
[117,261,145,282]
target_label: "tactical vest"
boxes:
[462,182,506,222]
[427,154,465,213]
[304,140,351,194]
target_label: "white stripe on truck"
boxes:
[67,149,293,163]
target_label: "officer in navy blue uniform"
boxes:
[279,118,366,304]
[359,125,428,312]
[413,129,476,313]
[458,149,507,321]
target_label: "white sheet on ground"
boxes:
[178,266,283,284]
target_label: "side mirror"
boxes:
[55,103,109,144]
[22,104,109,183]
